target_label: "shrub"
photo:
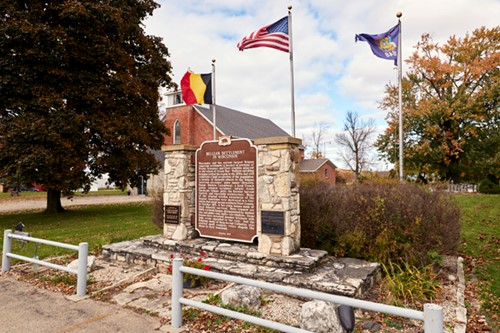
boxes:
[381,261,441,308]
[300,180,461,267]
[151,190,164,230]
[478,176,500,194]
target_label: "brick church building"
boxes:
[162,91,289,145]
[141,91,336,194]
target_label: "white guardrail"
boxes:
[171,257,443,333]
[2,229,88,296]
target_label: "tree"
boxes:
[335,111,375,180]
[306,122,330,159]
[0,1,174,212]
[376,26,499,182]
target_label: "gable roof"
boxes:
[299,158,337,172]
[194,105,290,139]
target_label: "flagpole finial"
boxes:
[396,12,402,18]
[212,59,216,64]
[288,5,292,10]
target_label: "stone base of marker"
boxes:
[162,144,198,241]
[255,137,301,256]
[162,136,302,257]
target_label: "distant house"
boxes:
[299,158,337,185]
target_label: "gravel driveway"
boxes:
[0,195,151,213]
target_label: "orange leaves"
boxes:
[376,26,499,180]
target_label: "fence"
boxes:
[2,229,88,296]
[171,258,443,333]
[448,183,477,193]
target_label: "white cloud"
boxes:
[145,0,500,168]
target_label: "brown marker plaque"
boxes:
[196,138,257,243]
[164,205,180,224]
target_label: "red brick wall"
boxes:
[163,105,222,146]
[317,164,337,185]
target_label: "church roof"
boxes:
[194,105,290,139]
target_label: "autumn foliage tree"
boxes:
[376,26,499,182]
[0,1,174,212]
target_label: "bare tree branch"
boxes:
[335,111,375,179]
[309,122,330,158]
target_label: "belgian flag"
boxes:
[180,71,213,105]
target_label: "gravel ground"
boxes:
[1,195,468,332]
[0,194,151,213]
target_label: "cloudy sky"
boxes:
[144,0,499,170]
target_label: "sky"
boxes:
[144,0,500,170]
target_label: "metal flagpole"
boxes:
[396,12,403,181]
[288,5,296,138]
[212,59,216,140]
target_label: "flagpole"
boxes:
[396,12,403,181]
[288,5,296,138]
[211,59,216,140]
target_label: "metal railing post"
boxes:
[424,303,443,333]
[76,242,88,296]
[2,229,12,273]
[171,258,184,328]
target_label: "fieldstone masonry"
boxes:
[162,145,197,241]
[161,136,302,256]
[255,137,301,255]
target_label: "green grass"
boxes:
[453,193,499,325]
[0,189,127,200]
[0,191,46,199]
[0,202,160,262]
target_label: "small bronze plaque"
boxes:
[261,211,285,235]
[165,205,180,224]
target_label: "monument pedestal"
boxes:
[162,136,302,256]
[254,137,301,256]
[162,144,197,241]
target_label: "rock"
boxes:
[300,300,343,333]
[67,255,96,273]
[362,321,381,331]
[220,285,262,310]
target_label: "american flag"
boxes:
[237,16,289,53]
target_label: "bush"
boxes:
[300,180,461,267]
[381,261,441,308]
[478,176,500,194]
[151,190,164,230]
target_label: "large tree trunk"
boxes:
[45,189,65,213]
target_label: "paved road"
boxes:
[0,195,151,213]
[0,275,173,333]
[0,195,184,332]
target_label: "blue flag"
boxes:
[355,24,399,65]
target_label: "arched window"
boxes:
[174,119,181,144]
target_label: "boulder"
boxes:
[67,255,96,273]
[220,285,262,310]
[300,300,343,333]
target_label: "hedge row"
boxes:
[300,180,461,267]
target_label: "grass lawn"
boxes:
[453,193,499,326]
[0,202,160,262]
[0,189,127,200]
[1,191,498,329]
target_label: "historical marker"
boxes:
[261,211,285,235]
[164,205,180,224]
[196,137,257,243]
